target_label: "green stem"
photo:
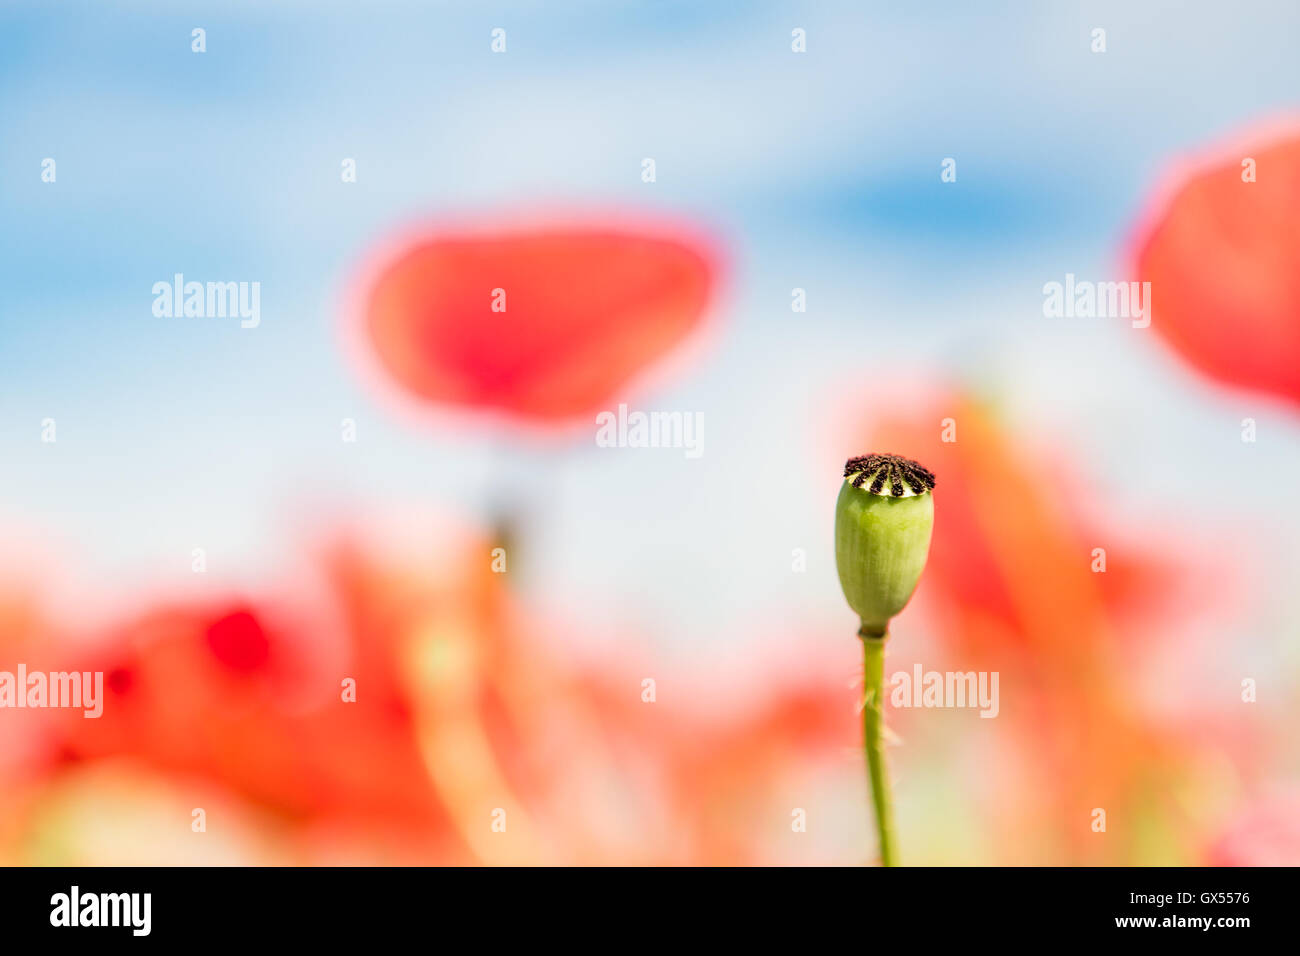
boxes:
[861,630,898,866]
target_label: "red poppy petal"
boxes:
[1133,122,1300,405]
[362,226,716,422]
[206,609,270,673]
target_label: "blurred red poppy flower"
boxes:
[354,220,719,423]
[53,590,452,839]
[1132,119,1300,406]
[23,529,852,865]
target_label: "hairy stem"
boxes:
[861,630,898,866]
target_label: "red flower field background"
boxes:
[3,10,1299,866]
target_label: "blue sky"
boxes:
[3,1,1299,648]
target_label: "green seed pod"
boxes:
[835,453,936,636]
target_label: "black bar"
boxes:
[0,865,1282,943]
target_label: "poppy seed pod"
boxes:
[834,453,936,636]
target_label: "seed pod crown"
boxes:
[844,453,936,498]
